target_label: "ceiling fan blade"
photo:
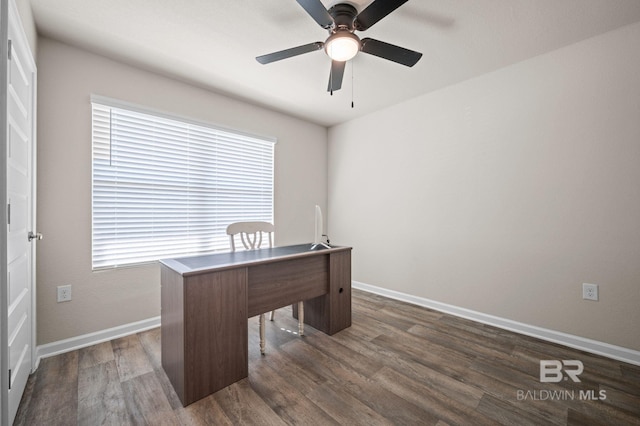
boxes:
[354,0,408,31]
[296,0,334,29]
[327,60,346,92]
[360,38,422,67]
[256,42,324,64]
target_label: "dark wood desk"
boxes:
[160,244,352,406]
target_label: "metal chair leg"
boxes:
[298,301,304,336]
[259,313,266,355]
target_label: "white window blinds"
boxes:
[91,100,275,269]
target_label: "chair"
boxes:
[226,221,304,354]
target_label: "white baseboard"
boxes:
[35,316,160,369]
[33,283,640,369]
[353,281,640,367]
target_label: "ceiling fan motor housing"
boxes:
[328,3,358,31]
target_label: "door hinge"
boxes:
[7,39,11,60]
[7,203,10,225]
[8,369,11,390]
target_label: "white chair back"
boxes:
[226,221,274,252]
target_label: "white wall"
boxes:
[328,22,640,351]
[36,38,327,345]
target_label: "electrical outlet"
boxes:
[57,285,72,302]
[582,283,598,301]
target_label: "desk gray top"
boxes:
[160,243,351,277]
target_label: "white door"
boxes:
[4,0,37,423]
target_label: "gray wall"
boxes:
[34,18,640,354]
[328,22,640,351]
[36,37,327,345]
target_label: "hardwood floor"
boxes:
[15,290,640,425]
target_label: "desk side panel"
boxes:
[161,265,185,402]
[329,249,352,334]
[184,269,248,405]
[298,250,352,335]
[247,256,328,318]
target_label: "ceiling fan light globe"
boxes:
[325,32,360,61]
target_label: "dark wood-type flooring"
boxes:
[15,290,640,425]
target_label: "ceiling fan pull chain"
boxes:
[330,63,334,96]
[330,74,333,96]
[351,60,355,108]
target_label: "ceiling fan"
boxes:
[256,0,422,93]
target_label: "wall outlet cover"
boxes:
[57,285,72,302]
[582,283,598,301]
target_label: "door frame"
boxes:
[1,0,11,421]
[1,0,37,423]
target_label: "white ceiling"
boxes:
[30,0,640,127]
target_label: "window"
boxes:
[91,97,275,269]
